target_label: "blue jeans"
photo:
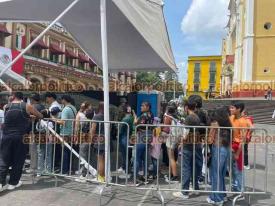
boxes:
[181,148,200,195]
[119,135,128,170]
[195,145,203,179]
[37,143,53,173]
[209,145,229,202]
[232,159,244,192]
[135,143,146,176]
[151,157,157,176]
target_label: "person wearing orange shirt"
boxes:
[229,102,251,192]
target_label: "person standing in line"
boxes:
[162,101,180,183]
[75,101,92,181]
[206,107,231,205]
[133,102,154,184]
[90,102,106,182]
[29,93,47,175]
[44,92,62,170]
[229,102,250,193]
[241,109,254,170]
[188,95,210,184]
[0,92,43,192]
[53,95,77,174]
[0,104,4,137]
[117,105,134,176]
[173,100,201,200]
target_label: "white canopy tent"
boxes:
[0,0,176,181]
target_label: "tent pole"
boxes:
[0,0,80,79]
[100,0,110,183]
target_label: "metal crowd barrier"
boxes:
[25,119,269,206]
[131,124,269,206]
[26,118,129,204]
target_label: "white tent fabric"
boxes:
[0,0,176,72]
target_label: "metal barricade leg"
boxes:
[232,194,244,206]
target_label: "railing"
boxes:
[16,119,269,206]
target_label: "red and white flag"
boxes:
[0,46,29,87]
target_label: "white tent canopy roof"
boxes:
[0,0,176,72]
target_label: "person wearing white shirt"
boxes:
[45,92,62,118]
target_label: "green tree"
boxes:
[136,72,163,85]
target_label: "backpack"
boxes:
[164,114,186,138]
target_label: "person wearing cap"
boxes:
[45,92,62,118]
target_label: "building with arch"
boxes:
[0,22,136,93]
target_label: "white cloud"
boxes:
[181,0,229,39]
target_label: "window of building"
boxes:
[0,33,5,47]
[209,85,215,91]
[31,48,42,58]
[194,84,199,92]
[264,22,272,30]
[209,61,216,84]
[210,61,216,72]
[65,56,73,66]
[50,52,59,63]
[209,72,216,84]
[194,63,200,83]
[79,62,85,70]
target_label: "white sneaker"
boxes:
[7,181,23,190]
[244,165,250,170]
[75,175,87,183]
[206,197,224,206]
[119,173,131,179]
[0,184,7,192]
[117,167,125,173]
[172,192,189,199]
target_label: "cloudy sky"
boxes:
[164,0,230,83]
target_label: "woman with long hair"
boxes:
[207,106,231,205]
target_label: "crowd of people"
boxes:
[0,92,254,205]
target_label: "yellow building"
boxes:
[187,56,222,98]
[223,0,275,97]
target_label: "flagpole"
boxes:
[100,0,111,184]
[0,0,80,79]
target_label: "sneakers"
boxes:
[75,175,87,183]
[148,175,157,180]
[164,175,179,183]
[206,197,224,206]
[117,167,125,173]
[244,165,251,170]
[198,175,205,184]
[98,175,105,183]
[172,192,189,199]
[0,184,7,192]
[7,181,23,190]
[95,175,112,183]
